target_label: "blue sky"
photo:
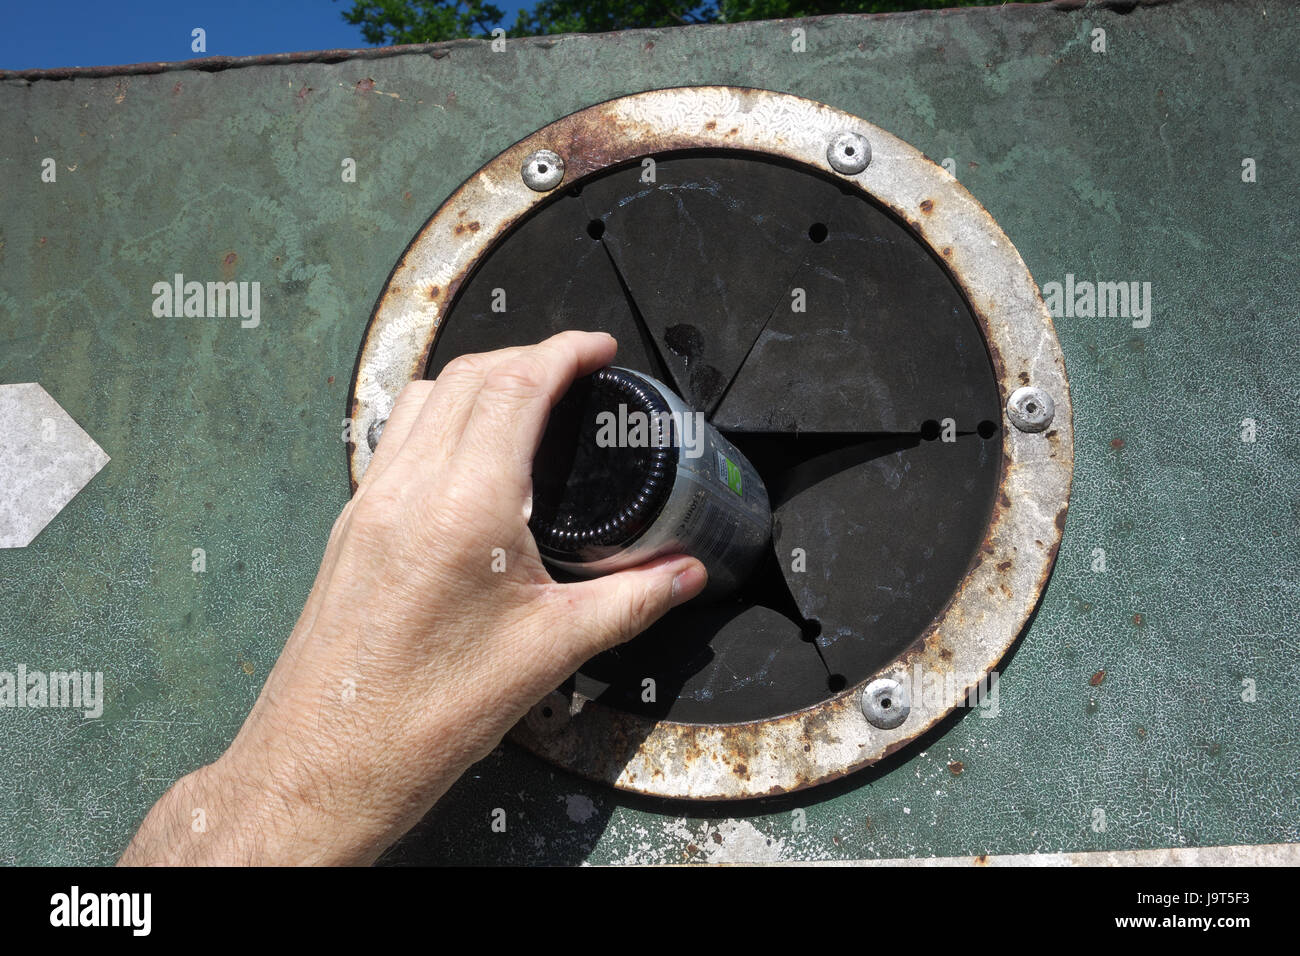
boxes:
[0,0,531,71]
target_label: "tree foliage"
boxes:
[339,0,1008,44]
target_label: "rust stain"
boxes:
[919,199,934,214]
[996,560,1012,572]
[941,246,952,258]
[1133,612,1144,626]
[974,854,989,865]
[355,77,375,94]
[949,760,964,776]
[704,120,717,130]
[221,251,237,280]
[1089,670,1106,686]
[359,89,1075,800]
[1110,437,1125,449]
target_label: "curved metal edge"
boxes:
[347,86,1074,800]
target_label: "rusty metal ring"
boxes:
[347,87,1073,800]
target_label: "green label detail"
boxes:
[717,451,742,496]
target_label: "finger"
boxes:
[394,344,548,473]
[553,554,708,661]
[357,380,436,491]
[454,330,617,486]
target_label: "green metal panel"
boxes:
[1,0,1296,864]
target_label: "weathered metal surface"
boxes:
[350,87,1073,799]
[418,152,1005,729]
[1,0,1297,860]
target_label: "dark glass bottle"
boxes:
[530,367,771,597]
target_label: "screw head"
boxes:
[827,132,871,175]
[366,417,387,451]
[861,677,910,729]
[1007,386,1055,433]
[521,149,565,191]
[525,691,571,734]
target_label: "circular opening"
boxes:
[880,697,892,709]
[425,151,1004,726]
[541,706,553,718]
[537,163,549,174]
[978,419,998,439]
[1026,401,1038,414]
[845,146,855,156]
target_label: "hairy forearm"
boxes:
[118,755,390,867]
[118,333,705,866]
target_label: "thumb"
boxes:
[562,554,708,657]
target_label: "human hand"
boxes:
[120,331,708,865]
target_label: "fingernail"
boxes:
[669,563,707,608]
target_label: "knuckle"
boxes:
[347,487,405,537]
[393,379,435,410]
[483,358,543,400]
[437,354,483,383]
[615,582,657,642]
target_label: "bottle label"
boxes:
[716,451,743,497]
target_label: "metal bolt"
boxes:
[827,132,871,175]
[525,691,571,734]
[521,149,565,191]
[861,677,909,729]
[1006,386,1055,433]
[366,417,386,452]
